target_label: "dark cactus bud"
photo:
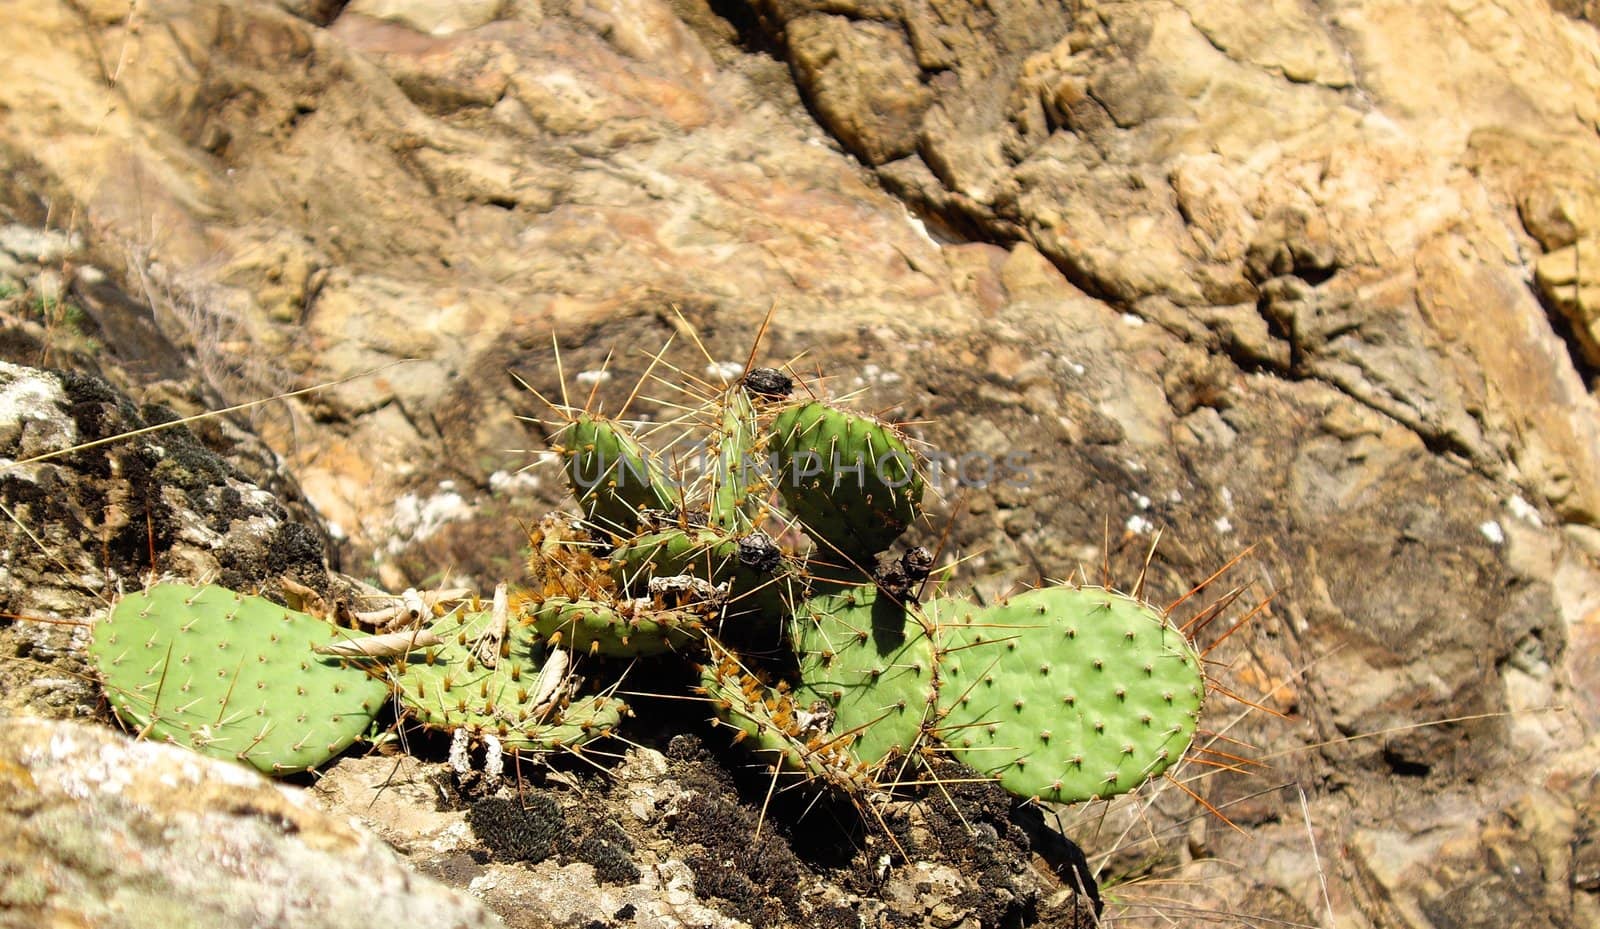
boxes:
[742,367,793,399]
[875,546,934,600]
[901,546,933,575]
[736,530,783,573]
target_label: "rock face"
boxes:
[2,0,1600,927]
[758,0,1600,527]
[0,715,505,929]
[0,352,332,719]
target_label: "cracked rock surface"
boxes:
[3,0,1600,926]
[0,715,506,929]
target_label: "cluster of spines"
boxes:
[390,602,625,752]
[695,641,878,794]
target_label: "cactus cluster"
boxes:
[90,581,620,773]
[86,356,1211,814]
[526,364,1208,805]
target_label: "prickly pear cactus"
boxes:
[88,583,391,775]
[560,414,677,537]
[391,603,625,751]
[788,583,937,765]
[769,401,923,564]
[530,358,1222,810]
[84,341,1241,841]
[928,587,1205,804]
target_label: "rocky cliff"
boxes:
[3,0,1600,926]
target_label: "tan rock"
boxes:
[1179,0,1352,86]
[1536,237,1600,366]
[347,0,504,35]
[0,716,505,929]
[785,15,933,165]
[998,240,1074,301]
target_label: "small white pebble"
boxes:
[575,370,611,386]
[1126,514,1154,535]
[1120,313,1145,327]
[1214,516,1234,535]
[489,470,540,493]
[1506,495,1542,527]
[705,361,743,382]
[1479,521,1505,545]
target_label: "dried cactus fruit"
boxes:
[741,367,793,400]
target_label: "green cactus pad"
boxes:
[89,583,390,776]
[789,583,936,765]
[769,402,923,563]
[533,693,629,748]
[610,527,793,626]
[562,414,676,537]
[707,386,763,530]
[522,595,708,657]
[391,604,624,751]
[696,641,875,793]
[929,587,1204,804]
[610,528,736,589]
